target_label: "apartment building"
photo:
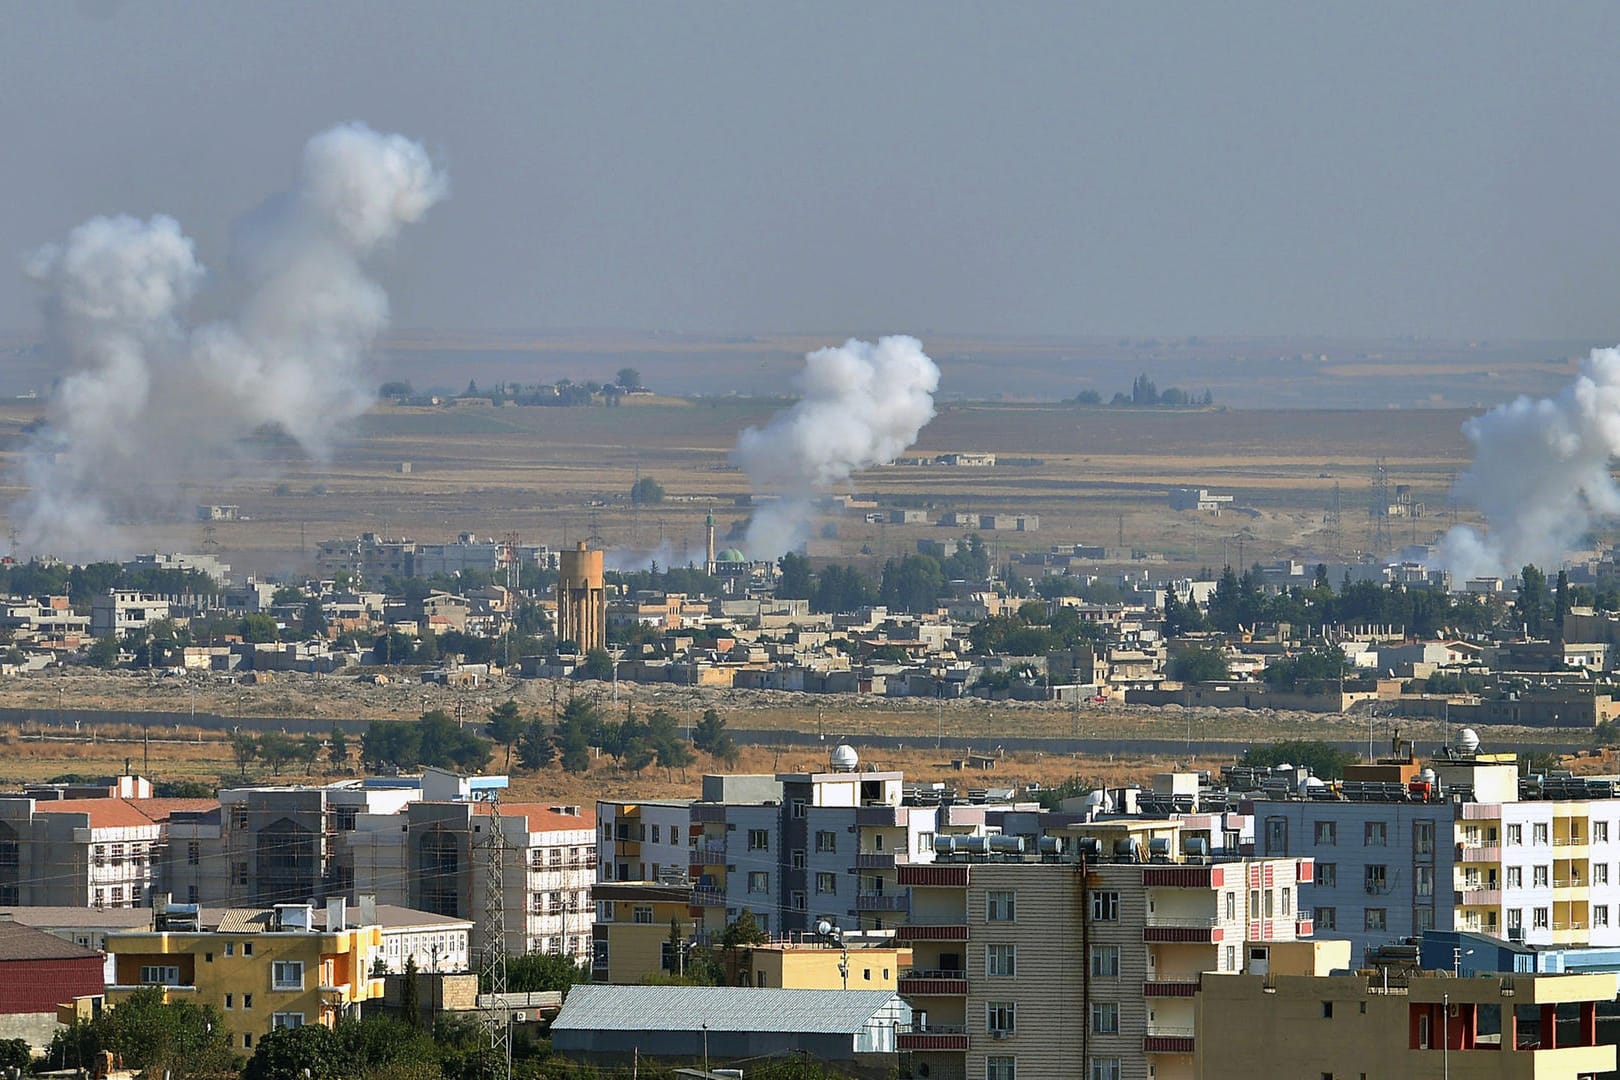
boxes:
[1198,964,1618,1080]
[0,795,210,908]
[897,819,1312,1080]
[104,899,385,1053]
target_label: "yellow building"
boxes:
[591,882,700,985]
[1197,965,1618,1080]
[105,902,384,1053]
[740,942,911,991]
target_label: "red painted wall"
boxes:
[0,957,104,1014]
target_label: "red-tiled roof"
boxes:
[31,796,218,830]
[476,802,596,833]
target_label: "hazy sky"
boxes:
[8,2,1620,340]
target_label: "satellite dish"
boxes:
[816,919,834,937]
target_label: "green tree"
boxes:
[577,647,614,681]
[243,1022,343,1080]
[629,476,665,504]
[0,1038,29,1072]
[503,952,589,995]
[298,734,324,776]
[1517,564,1548,637]
[328,727,350,769]
[776,552,814,599]
[1168,646,1229,684]
[86,633,120,668]
[648,707,695,778]
[693,707,738,765]
[516,718,556,770]
[484,699,525,770]
[362,719,421,770]
[258,732,297,776]
[878,553,946,613]
[301,597,328,638]
[239,613,280,643]
[616,366,643,390]
[59,986,234,1080]
[231,732,260,778]
[556,697,598,774]
[401,955,421,1027]
[1262,645,1349,692]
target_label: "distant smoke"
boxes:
[733,336,940,558]
[1436,346,1620,579]
[16,122,446,558]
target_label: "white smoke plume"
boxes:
[733,335,940,558]
[16,122,446,558]
[1436,346,1620,580]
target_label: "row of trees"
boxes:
[230,728,351,778]
[774,536,992,615]
[0,559,218,610]
[1075,372,1213,407]
[969,599,1105,656]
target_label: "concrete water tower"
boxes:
[557,541,607,652]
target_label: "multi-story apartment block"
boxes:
[105,899,385,1053]
[897,818,1312,1080]
[88,590,172,637]
[0,795,210,908]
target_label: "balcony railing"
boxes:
[857,852,907,869]
[898,969,969,995]
[691,887,726,907]
[1143,915,1221,944]
[857,892,910,912]
[1143,980,1200,997]
[1144,1027,1196,1054]
[692,840,727,860]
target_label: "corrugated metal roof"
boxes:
[551,986,899,1035]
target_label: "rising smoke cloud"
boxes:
[16,122,446,558]
[732,335,940,559]
[1436,346,1620,580]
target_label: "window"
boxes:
[1364,822,1387,846]
[1415,821,1434,854]
[1596,905,1610,928]
[1264,890,1274,917]
[791,891,806,911]
[632,906,654,924]
[1250,889,1261,918]
[1416,908,1435,932]
[225,942,235,957]
[651,825,661,844]
[1534,907,1550,929]
[1090,945,1120,977]
[1534,823,1549,846]
[140,965,181,986]
[1415,867,1434,898]
[1089,1059,1121,1080]
[243,1034,252,1049]
[1364,865,1387,893]
[747,829,769,851]
[1265,818,1287,855]
[1321,1001,1334,1018]
[1365,909,1386,931]
[243,994,253,1009]
[243,943,254,957]
[1597,822,1610,843]
[271,1013,304,1030]
[986,1057,1016,1080]
[987,1001,1016,1034]
[1508,824,1523,846]
[748,872,769,894]
[1507,866,1523,888]
[791,849,806,870]
[1508,909,1523,932]
[918,832,934,853]
[1317,863,1336,887]
[1314,821,1336,845]
[814,831,837,853]
[791,800,806,819]
[1317,907,1336,930]
[1534,866,1549,888]
[815,872,838,894]
[988,890,1016,921]
[1090,1002,1119,1033]
[225,994,233,1009]
[1224,945,1236,970]
[187,886,199,904]
[1281,888,1292,916]
[187,841,201,866]
[272,961,304,990]
[987,944,1016,976]
[1598,864,1610,886]
[1090,891,1119,921]
[1225,891,1236,920]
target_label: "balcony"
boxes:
[899,864,969,888]
[1143,980,1200,998]
[857,852,907,870]
[856,892,910,913]
[898,1025,969,1052]
[691,840,727,862]
[1295,911,1314,936]
[896,924,970,943]
[1456,888,1502,907]
[1143,916,1223,944]
[1144,1028,1196,1054]
[1459,844,1501,863]
[898,969,969,996]
[857,805,908,827]
[691,887,726,907]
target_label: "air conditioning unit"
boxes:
[513,1012,528,1024]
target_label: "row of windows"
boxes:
[1314,907,1437,933]
[1306,820,1436,849]
[981,1057,1123,1080]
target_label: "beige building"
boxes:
[557,542,607,653]
[1198,964,1618,1080]
[898,819,1312,1080]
